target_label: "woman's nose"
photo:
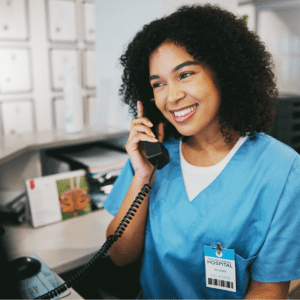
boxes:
[167,82,185,103]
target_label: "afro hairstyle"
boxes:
[119,4,278,143]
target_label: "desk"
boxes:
[0,125,127,298]
[0,124,128,165]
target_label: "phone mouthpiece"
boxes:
[143,141,170,170]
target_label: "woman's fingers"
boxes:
[157,122,164,144]
[130,117,153,134]
[130,123,156,140]
[130,132,158,144]
[136,100,164,143]
[137,100,143,118]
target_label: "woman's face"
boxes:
[149,41,222,140]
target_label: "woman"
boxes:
[104,4,300,299]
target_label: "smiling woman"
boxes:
[103,4,300,300]
[148,41,239,164]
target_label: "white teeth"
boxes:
[173,105,197,117]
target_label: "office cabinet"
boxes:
[0,0,29,41]
[83,49,96,89]
[47,0,77,43]
[1,99,35,135]
[50,49,80,91]
[0,48,32,94]
[82,1,95,43]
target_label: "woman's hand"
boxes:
[125,100,165,179]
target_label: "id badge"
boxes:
[204,244,236,292]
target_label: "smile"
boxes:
[172,104,198,117]
[172,104,198,123]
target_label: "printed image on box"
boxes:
[26,170,91,227]
[57,175,91,220]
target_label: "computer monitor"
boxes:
[0,225,23,299]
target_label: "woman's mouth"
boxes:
[171,104,198,123]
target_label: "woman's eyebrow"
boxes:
[149,75,159,82]
[173,61,197,72]
[149,61,198,82]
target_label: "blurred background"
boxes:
[0,0,299,136]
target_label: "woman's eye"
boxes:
[152,82,164,88]
[180,72,193,79]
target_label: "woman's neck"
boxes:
[184,129,240,155]
[181,130,240,167]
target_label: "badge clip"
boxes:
[216,243,223,255]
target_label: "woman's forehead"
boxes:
[149,41,195,73]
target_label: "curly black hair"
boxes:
[119,4,278,143]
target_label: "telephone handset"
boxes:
[143,98,170,170]
[17,100,170,299]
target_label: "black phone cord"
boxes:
[34,163,158,299]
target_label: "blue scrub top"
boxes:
[104,133,300,299]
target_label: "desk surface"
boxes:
[3,208,114,274]
[3,209,114,299]
[0,125,129,165]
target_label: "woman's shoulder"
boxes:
[256,132,299,156]
[249,132,300,170]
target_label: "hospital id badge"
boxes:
[204,244,236,292]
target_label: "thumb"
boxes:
[157,122,164,143]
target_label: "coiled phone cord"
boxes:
[35,163,158,299]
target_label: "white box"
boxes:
[26,169,92,228]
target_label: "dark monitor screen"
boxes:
[0,225,23,299]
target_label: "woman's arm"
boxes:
[244,279,290,299]
[106,173,155,267]
[106,100,164,267]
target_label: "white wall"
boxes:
[94,0,162,132]
[258,7,300,95]
[162,0,238,16]
[236,3,256,33]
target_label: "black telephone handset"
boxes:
[3,100,170,300]
[143,99,170,170]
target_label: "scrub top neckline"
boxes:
[176,134,251,202]
[179,135,248,173]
